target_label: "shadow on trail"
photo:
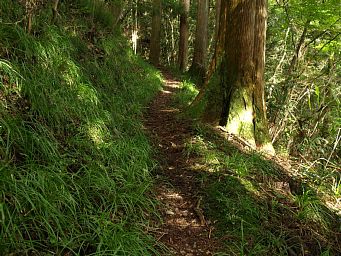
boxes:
[144,71,340,256]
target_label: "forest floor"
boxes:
[144,72,224,255]
[144,71,341,256]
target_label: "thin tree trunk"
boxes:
[178,0,190,72]
[288,19,310,74]
[191,0,227,106]
[215,0,221,39]
[25,0,33,33]
[252,0,273,151]
[189,0,209,84]
[150,0,162,66]
[52,0,59,22]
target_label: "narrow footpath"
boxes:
[144,72,223,255]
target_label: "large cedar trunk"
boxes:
[178,0,190,72]
[149,0,162,66]
[200,0,274,153]
[189,0,209,83]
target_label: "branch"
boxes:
[304,17,341,49]
[317,32,341,53]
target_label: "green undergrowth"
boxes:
[0,1,163,255]
[173,80,199,109]
[175,81,341,255]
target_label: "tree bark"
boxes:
[25,0,34,34]
[190,0,227,106]
[178,0,190,72]
[149,0,162,66]
[189,0,209,84]
[52,0,60,22]
[215,0,221,39]
[252,0,273,151]
[198,0,274,153]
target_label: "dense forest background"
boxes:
[126,0,340,199]
[123,0,340,166]
[0,0,340,255]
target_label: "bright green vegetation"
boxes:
[0,1,163,254]
[266,0,341,170]
[173,80,199,108]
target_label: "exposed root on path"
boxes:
[144,72,223,255]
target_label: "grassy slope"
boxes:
[0,1,162,255]
[174,79,341,256]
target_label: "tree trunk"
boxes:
[178,0,190,72]
[189,0,209,84]
[52,0,59,22]
[215,0,221,39]
[25,0,34,34]
[190,0,227,106]
[149,0,162,66]
[199,0,274,154]
[288,19,310,74]
[252,0,273,152]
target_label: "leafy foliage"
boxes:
[266,0,341,192]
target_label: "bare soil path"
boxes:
[144,71,223,255]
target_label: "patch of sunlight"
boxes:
[205,153,220,165]
[76,83,99,105]
[61,60,81,86]
[185,136,208,156]
[164,192,183,200]
[86,119,111,147]
[226,108,256,147]
[235,161,249,177]
[154,71,164,83]
[226,109,253,134]
[39,37,71,69]
[240,178,259,195]
[59,60,99,105]
[181,80,198,93]
[259,142,276,156]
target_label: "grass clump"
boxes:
[0,1,162,255]
[173,80,199,109]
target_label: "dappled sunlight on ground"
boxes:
[144,71,341,255]
[144,71,223,255]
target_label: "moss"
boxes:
[225,85,256,146]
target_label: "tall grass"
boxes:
[0,0,162,254]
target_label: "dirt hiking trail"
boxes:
[144,72,223,255]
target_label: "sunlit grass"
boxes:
[0,1,163,254]
[173,80,199,108]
